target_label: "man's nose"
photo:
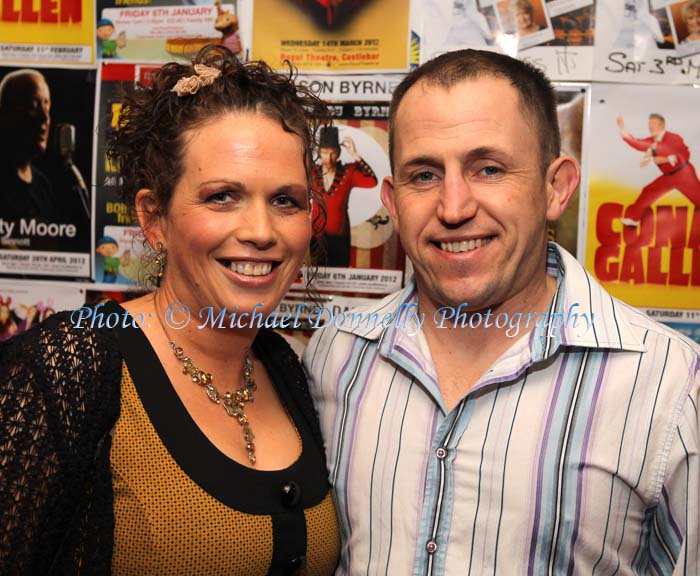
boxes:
[436,174,478,226]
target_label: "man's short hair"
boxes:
[682,0,700,22]
[649,113,665,123]
[388,49,560,175]
[0,69,46,110]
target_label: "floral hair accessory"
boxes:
[171,63,222,96]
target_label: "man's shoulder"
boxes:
[613,298,700,359]
[554,244,700,361]
[662,131,684,143]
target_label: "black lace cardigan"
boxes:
[0,309,323,575]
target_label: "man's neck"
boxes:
[420,274,557,411]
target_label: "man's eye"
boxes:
[413,171,436,183]
[481,166,502,177]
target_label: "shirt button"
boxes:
[436,447,447,459]
[426,540,438,554]
[280,481,301,508]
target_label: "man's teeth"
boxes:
[440,237,493,253]
[229,262,272,276]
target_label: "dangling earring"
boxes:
[154,241,167,287]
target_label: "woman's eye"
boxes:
[207,191,233,204]
[273,194,303,209]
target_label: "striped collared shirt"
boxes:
[303,244,699,575]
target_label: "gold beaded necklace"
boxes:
[156,303,258,465]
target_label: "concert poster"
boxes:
[592,0,700,84]
[0,0,94,64]
[291,100,405,295]
[0,66,95,278]
[419,0,595,80]
[251,0,410,72]
[581,82,700,310]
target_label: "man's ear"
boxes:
[134,189,165,248]
[545,156,580,221]
[380,176,400,232]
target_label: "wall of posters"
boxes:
[0,0,94,64]
[95,0,252,62]
[252,0,410,72]
[0,0,699,340]
[581,82,700,309]
[0,66,94,277]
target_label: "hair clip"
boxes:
[171,63,222,97]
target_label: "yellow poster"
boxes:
[0,0,94,64]
[583,83,700,310]
[252,0,409,72]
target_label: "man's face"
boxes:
[96,24,114,40]
[319,146,339,168]
[9,73,51,157]
[648,117,665,137]
[383,77,562,318]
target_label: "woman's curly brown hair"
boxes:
[108,44,330,219]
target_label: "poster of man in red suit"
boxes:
[617,113,700,226]
[312,126,378,267]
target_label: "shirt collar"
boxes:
[335,243,646,357]
[528,243,646,362]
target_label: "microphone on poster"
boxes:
[56,123,90,220]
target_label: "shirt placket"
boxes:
[414,399,469,576]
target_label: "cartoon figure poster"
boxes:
[252,0,410,72]
[0,66,94,278]
[92,61,159,285]
[581,83,700,310]
[0,0,94,64]
[95,0,251,62]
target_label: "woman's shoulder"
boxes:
[3,305,120,362]
[1,304,123,414]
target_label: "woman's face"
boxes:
[149,112,311,319]
[514,7,533,32]
[686,7,700,37]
